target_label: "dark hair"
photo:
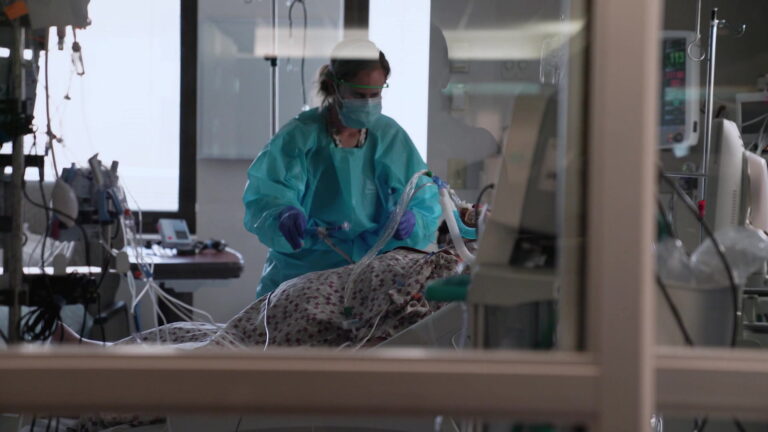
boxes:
[318,51,391,107]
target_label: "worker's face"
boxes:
[338,68,387,100]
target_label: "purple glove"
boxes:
[393,209,416,240]
[278,206,307,250]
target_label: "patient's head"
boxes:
[437,205,481,248]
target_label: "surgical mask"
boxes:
[338,97,382,129]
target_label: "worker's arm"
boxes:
[243,131,317,253]
[375,127,442,251]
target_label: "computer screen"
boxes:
[659,31,699,150]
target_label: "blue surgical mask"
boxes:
[338,97,382,129]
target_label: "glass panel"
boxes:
[1,1,182,212]
[3,0,588,357]
[200,0,589,353]
[0,413,589,432]
[423,1,588,351]
[198,0,345,159]
[657,1,768,348]
[655,415,766,432]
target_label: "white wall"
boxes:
[193,159,264,321]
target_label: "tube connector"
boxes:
[432,175,449,190]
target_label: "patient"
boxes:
[51,215,478,431]
[55,244,474,349]
[54,207,478,349]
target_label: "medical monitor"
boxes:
[660,31,699,149]
[736,92,768,150]
[705,119,746,234]
[468,92,558,307]
[744,151,768,232]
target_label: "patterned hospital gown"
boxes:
[119,246,466,349]
[73,247,467,431]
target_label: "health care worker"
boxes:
[243,39,441,298]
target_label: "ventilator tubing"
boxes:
[343,169,432,307]
[438,188,476,265]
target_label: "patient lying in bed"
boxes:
[136,246,466,349]
[55,203,480,349]
[57,244,472,349]
[53,215,478,431]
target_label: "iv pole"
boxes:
[4,21,27,343]
[699,8,720,215]
[268,0,279,137]
[666,5,745,244]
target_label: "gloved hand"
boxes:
[278,206,307,250]
[393,209,416,240]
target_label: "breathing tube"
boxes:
[433,177,476,265]
[338,169,434,327]
[335,171,480,327]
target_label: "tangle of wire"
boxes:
[659,169,739,347]
[109,185,244,349]
[745,113,768,156]
[17,153,84,341]
[658,169,752,432]
[19,180,111,342]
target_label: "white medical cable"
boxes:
[131,278,153,314]
[151,283,222,342]
[24,228,46,267]
[136,271,238,347]
[757,115,768,155]
[354,308,386,349]
[742,113,768,128]
[150,290,243,349]
[126,273,144,343]
[152,284,222,331]
[146,279,243,348]
[118,191,239,348]
[263,292,272,350]
[335,341,353,350]
[119,194,157,334]
[449,417,461,432]
[144,269,171,343]
[147,281,163,342]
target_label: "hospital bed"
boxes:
[162,305,468,432]
[0,300,468,432]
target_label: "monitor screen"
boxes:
[661,37,688,128]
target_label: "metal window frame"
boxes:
[3,0,768,430]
